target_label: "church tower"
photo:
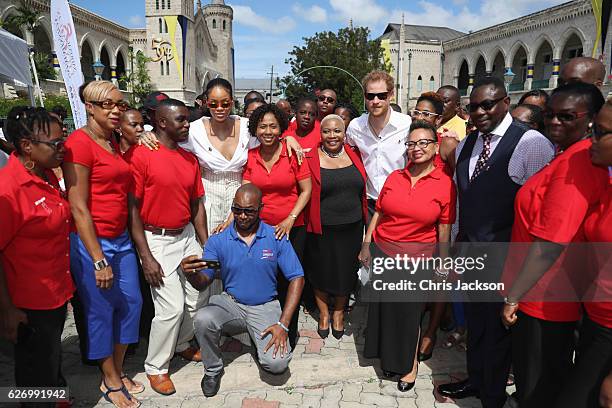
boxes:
[203,0,235,87]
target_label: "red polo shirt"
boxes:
[129,144,204,229]
[243,142,311,226]
[508,139,608,322]
[373,165,456,243]
[0,154,74,309]
[582,174,612,328]
[64,129,133,238]
[305,143,368,234]
[282,120,321,150]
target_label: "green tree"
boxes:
[279,26,391,111]
[120,49,153,107]
[4,1,39,35]
[33,52,56,80]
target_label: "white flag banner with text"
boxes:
[51,0,86,128]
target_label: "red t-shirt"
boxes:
[243,142,311,226]
[0,154,74,309]
[129,144,204,229]
[507,139,608,322]
[64,129,133,238]
[282,120,321,150]
[434,131,453,176]
[373,166,456,243]
[581,173,612,328]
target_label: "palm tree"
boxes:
[5,1,40,44]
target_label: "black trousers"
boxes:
[14,303,67,404]
[556,316,612,408]
[465,301,512,408]
[512,311,576,408]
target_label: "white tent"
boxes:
[0,28,35,104]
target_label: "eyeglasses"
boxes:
[365,92,389,101]
[318,95,335,103]
[405,139,437,149]
[32,138,65,150]
[467,96,506,113]
[410,109,440,119]
[592,124,612,141]
[543,111,590,123]
[231,205,260,216]
[207,100,232,109]
[90,100,129,111]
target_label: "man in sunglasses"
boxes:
[437,77,554,408]
[345,70,412,219]
[180,184,305,398]
[316,89,337,121]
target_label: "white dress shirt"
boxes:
[455,113,554,185]
[180,115,257,173]
[346,110,412,199]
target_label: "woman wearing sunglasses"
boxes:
[501,82,607,408]
[63,81,149,408]
[0,107,74,397]
[359,121,456,392]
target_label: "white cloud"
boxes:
[292,3,328,23]
[231,5,296,34]
[128,15,144,27]
[329,0,388,25]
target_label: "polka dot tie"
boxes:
[470,133,493,182]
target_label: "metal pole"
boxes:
[268,65,274,103]
[406,53,412,108]
[29,50,44,107]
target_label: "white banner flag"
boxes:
[51,0,86,129]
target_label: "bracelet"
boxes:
[504,297,519,306]
[288,214,297,220]
[276,321,289,332]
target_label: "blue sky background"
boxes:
[70,0,566,78]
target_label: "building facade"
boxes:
[0,0,234,103]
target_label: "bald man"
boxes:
[276,99,294,120]
[559,57,606,88]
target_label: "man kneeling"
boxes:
[181,184,305,397]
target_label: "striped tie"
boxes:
[470,133,493,182]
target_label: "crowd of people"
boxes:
[0,55,610,408]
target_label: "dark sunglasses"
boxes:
[90,100,129,111]
[207,100,232,109]
[405,139,437,149]
[365,92,389,101]
[592,124,612,141]
[317,95,335,103]
[32,138,65,150]
[231,205,260,216]
[544,111,590,123]
[467,96,506,113]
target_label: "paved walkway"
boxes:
[0,302,515,407]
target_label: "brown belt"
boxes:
[144,224,185,236]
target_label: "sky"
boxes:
[70,0,567,79]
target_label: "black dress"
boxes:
[305,164,364,296]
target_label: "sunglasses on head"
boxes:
[318,95,335,103]
[207,100,232,109]
[467,96,506,113]
[90,100,129,112]
[365,92,389,101]
[231,205,260,216]
[544,111,590,123]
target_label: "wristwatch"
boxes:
[93,258,109,271]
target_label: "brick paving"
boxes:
[0,302,516,407]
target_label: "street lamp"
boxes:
[503,67,515,93]
[93,60,105,81]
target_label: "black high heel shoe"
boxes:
[332,327,344,339]
[397,377,416,392]
[317,317,330,339]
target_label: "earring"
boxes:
[24,160,35,170]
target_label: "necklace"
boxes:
[320,145,344,158]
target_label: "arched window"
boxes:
[417,75,423,93]
[160,61,164,75]
[223,20,226,30]
[159,18,163,33]
[166,61,170,75]
[156,0,159,9]
[212,19,216,29]
[429,76,435,91]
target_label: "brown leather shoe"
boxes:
[147,373,176,395]
[176,346,202,362]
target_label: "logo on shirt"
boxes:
[35,196,52,214]
[261,249,274,260]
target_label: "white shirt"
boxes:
[455,113,554,185]
[180,115,257,173]
[346,110,412,199]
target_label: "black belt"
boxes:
[144,224,185,236]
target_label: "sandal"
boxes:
[121,374,145,394]
[100,379,140,408]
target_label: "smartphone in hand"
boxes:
[202,259,221,269]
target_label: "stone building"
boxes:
[0,0,234,103]
[381,0,611,109]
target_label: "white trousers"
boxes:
[143,223,208,375]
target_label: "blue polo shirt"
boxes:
[201,221,304,306]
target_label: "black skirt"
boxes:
[304,221,363,296]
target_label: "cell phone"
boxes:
[17,322,35,344]
[201,259,221,269]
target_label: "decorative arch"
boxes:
[488,46,507,71]
[558,26,587,60]
[469,51,489,75]
[454,55,470,78]
[508,40,531,65]
[79,32,97,59]
[530,34,556,63]
[34,15,54,50]
[0,6,27,39]
[115,45,129,67]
